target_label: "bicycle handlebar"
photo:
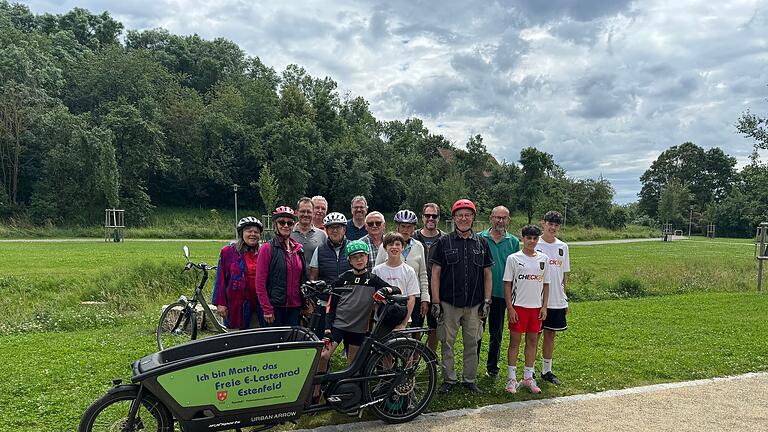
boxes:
[183,262,218,272]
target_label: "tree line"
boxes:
[0,3,627,228]
[636,132,768,237]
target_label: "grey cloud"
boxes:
[386,77,467,117]
[548,18,603,45]
[368,8,389,39]
[263,13,336,43]
[514,0,634,23]
[493,31,529,71]
[568,74,635,119]
[393,23,463,45]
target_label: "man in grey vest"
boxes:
[309,212,351,336]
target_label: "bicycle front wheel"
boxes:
[78,386,173,432]
[363,338,438,423]
[157,301,197,351]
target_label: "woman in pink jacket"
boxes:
[254,206,307,327]
[211,216,263,329]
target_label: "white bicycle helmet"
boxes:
[394,209,417,224]
[237,216,263,233]
[323,212,348,227]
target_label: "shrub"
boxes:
[609,275,646,298]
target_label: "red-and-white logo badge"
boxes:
[217,391,228,402]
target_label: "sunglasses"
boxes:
[366,221,383,227]
[423,214,439,219]
[275,220,294,227]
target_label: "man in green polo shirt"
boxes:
[477,205,520,379]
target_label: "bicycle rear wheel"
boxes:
[78,386,173,432]
[363,339,437,423]
[157,301,197,351]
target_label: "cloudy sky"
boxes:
[23,0,768,202]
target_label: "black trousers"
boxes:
[477,297,506,374]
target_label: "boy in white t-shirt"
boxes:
[372,232,419,329]
[503,224,549,394]
[535,211,570,385]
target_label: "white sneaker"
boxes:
[505,379,517,394]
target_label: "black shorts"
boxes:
[542,308,568,331]
[410,302,437,330]
[330,327,365,346]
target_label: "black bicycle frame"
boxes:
[302,292,428,414]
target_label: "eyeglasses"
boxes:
[275,220,294,227]
[326,225,344,231]
[454,214,473,220]
[366,221,383,227]
[423,214,439,219]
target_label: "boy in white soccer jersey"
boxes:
[372,232,419,329]
[503,224,549,394]
[536,211,570,385]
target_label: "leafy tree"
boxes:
[436,170,470,219]
[454,134,496,211]
[582,177,614,227]
[0,1,36,32]
[63,46,179,114]
[41,8,123,49]
[518,147,555,223]
[737,109,768,153]
[30,107,119,224]
[0,82,50,205]
[607,205,628,230]
[126,30,245,93]
[707,189,754,237]
[102,102,165,223]
[257,163,279,213]
[657,180,691,227]
[639,142,735,218]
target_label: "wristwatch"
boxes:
[484,298,492,304]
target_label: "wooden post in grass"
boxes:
[757,223,768,292]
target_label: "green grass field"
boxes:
[0,237,766,431]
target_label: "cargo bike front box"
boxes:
[132,326,322,432]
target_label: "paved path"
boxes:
[299,372,768,432]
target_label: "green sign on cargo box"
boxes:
[157,348,317,410]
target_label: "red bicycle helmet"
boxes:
[272,206,298,220]
[451,199,476,215]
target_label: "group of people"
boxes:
[210,195,570,396]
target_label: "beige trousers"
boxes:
[438,301,483,384]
